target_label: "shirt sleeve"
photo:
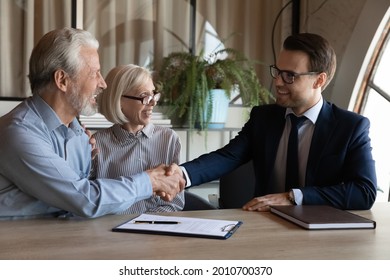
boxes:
[1,121,152,218]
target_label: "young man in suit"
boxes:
[170,33,377,211]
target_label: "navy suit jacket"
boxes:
[182,101,377,210]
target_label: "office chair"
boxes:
[182,190,218,211]
[219,161,255,209]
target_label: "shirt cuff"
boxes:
[135,172,154,198]
[180,166,192,188]
[292,188,303,205]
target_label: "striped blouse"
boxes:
[90,123,184,214]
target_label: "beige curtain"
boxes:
[1,0,291,98]
[0,0,70,98]
[196,0,291,91]
[85,0,291,88]
[84,0,194,77]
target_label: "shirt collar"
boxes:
[112,123,155,142]
[285,97,323,124]
[31,94,84,136]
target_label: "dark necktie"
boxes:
[285,114,307,191]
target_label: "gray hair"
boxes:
[28,27,99,94]
[98,64,153,124]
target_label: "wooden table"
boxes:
[1,203,389,260]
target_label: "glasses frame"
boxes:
[269,65,320,84]
[122,91,161,105]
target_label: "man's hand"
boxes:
[146,164,185,201]
[242,192,292,212]
[165,163,184,177]
[83,125,99,159]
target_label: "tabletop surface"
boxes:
[1,203,389,260]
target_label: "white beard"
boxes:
[67,84,98,116]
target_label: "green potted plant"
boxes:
[154,48,273,130]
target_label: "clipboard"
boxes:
[112,213,242,239]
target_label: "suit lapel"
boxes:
[264,107,286,179]
[305,102,337,184]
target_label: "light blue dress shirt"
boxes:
[0,94,152,219]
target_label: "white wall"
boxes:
[0,101,21,116]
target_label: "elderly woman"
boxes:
[90,64,184,213]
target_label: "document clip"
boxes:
[221,222,242,238]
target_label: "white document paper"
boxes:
[113,213,242,239]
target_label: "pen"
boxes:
[134,221,179,224]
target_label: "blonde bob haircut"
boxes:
[98,64,153,125]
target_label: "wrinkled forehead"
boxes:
[79,47,101,72]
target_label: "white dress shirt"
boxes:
[273,98,323,204]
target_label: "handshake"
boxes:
[146,164,185,201]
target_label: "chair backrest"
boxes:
[182,190,217,211]
[219,161,255,209]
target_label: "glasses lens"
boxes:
[281,72,294,84]
[270,65,295,84]
[154,92,161,102]
[143,92,161,105]
[142,96,151,105]
[270,65,278,78]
